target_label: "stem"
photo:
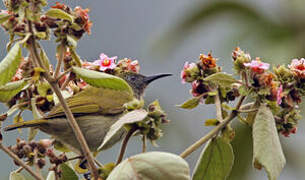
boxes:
[116,127,136,165]
[27,37,99,179]
[238,109,258,113]
[33,149,43,178]
[56,68,72,82]
[215,89,223,122]
[142,135,146,153]
[60,75,71,90]
[180,96,245,159]
[67,155,84,161]
[180,112,237,158]
[0,143,43,180]
[54,43,66,78]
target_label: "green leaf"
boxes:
[9,172,26,180]
[253,105,286,180]
[178,97,201,109]
[45,9,74,22]
[192,137,234,180]
[204,72,237,88]
[0,79,28,102]
[59,163,78,180]
[46,171,55,180]
[72,67,133,95]
[67,35,77,48]
[0,13,11,24]
[98,109,148,151]
[69,48,82,67]
[37,82,51,97]
[0,43,22,86]
[107,151,191,180]
[245,100,260,126]
[39,47,51,70]
[28,98,43,141]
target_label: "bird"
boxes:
[5,72,172,155]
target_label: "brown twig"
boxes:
[180,96,246,159]
[116,127,137,165]
[0,143,43,180]
[54,43,66,78]
[214,89,223,122]
[27,26,99,179]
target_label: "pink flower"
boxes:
[277,84,283,105]
[93,53,117,71]
[181,62,197,84]
[244,60,270,73]
[0,10,8,15]
[288,58,305,78]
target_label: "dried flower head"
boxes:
[199,52,217,70]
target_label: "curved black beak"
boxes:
[144,73,173,85]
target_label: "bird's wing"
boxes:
[46,86,133,118]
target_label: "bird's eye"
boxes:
[130,76,136,81]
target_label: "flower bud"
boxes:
[232,47,251,73]
[273,65,294,83]
[181,62,200,83]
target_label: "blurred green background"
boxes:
[1,0,305,179]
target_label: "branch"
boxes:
[215,89,223,122]
[116,127,137,165]
[0,143,43,180]
[27,35,99,179]
[180,96,246,158]
[142,135,147,153]
[54,43,66,78]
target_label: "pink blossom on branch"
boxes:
[93,53,117,71]
[244,59,270,73]
[288,58,305,78]
[181,61,197,84]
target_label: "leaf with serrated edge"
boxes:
[253,105,285,180]
[178,97,200,109]
[0,43,22,86]
[192,137,234,180]
[9,172,26,180]
[107,151,190,180]
[72,67,133,95]
[0,79,27,102]
[204,72,237,88]
[45,9,74,22]
[98,109,148,151]
[59,163,78,180]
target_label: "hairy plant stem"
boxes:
[215,89,223,122]
[54,43,66,78]
[27,25,99,178]
[0,143,43,180]
[180,96,245,158]
[142,135,147,153]
[116,127,137,165]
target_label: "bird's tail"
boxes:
[4,119,48,131]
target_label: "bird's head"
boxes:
[119,72,172,99]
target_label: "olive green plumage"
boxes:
[5,72,172,154]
